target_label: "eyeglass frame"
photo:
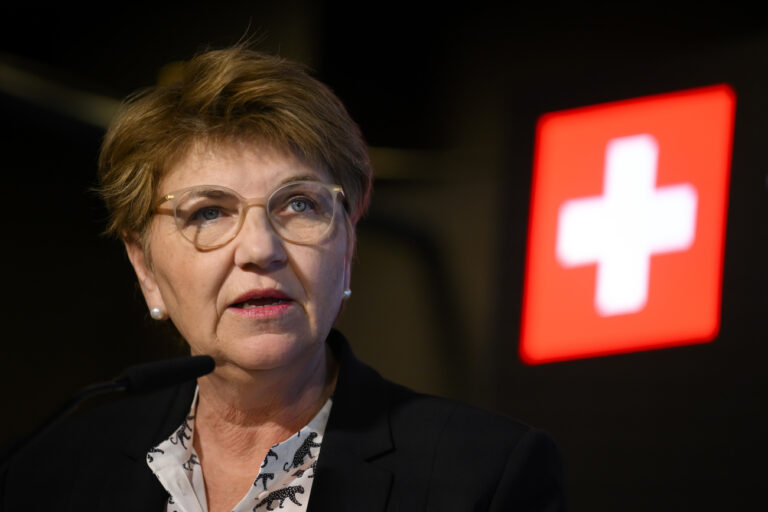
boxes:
[154,180,347,250]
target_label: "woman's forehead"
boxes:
[160,139,332,195]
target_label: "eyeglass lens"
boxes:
[172,182,338,248]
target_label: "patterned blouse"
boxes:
[146,388,332,512]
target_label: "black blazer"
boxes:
[1,331,566,511]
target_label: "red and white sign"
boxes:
[520,85,736,364]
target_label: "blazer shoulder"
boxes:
[375,379,566,511]
[1,381,194,503]
[319,331,567,510]
[19,380,192,453]
[382,379,534,444]
[330,330,535,443]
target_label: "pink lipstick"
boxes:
[228,289,293,318]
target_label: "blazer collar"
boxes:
[95,378,197,512]
[123,378,198,461]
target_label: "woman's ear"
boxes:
[343,220,355,295]
[122,232,167,314]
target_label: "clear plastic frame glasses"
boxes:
[155,181,346,250]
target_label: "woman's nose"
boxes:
[232,207,288,270]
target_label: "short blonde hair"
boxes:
[97,46,372,243]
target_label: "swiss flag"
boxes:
[520,85,736,364]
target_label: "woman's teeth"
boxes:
[239,298,287,309]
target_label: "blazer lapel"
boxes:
[308,331,395,512]
[98,380,197,512]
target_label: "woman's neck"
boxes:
[193,342,337,456]
[190,343,337,512]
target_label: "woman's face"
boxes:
[125,141,351,377]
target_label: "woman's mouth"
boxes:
[228,291,294,318]
[234,297,291,309]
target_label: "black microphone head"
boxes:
[115,355,215,393]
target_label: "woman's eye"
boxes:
[289,199,310,213]
[191,206,222,222]
[281,195,318,214]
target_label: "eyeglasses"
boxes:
[155,181,345,250]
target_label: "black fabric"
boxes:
[1,330,566,511]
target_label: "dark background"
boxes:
[1,2,767,510]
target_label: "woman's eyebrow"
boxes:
[277,174,322,186]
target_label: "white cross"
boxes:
[555,134,698,317]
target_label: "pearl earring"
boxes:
[149,307,165,320]
[342,289,352,300]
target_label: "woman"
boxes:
[1,46,565,511]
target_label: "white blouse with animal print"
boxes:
[146,387,332,512]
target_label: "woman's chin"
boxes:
[215,332,319,374]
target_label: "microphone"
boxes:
[0,355,215,469]
[114,355,215,393]
[54,355,216,417]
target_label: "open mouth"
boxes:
[232,297,291,309]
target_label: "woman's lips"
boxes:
[229,301,293,318]
[228,290,294,318]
